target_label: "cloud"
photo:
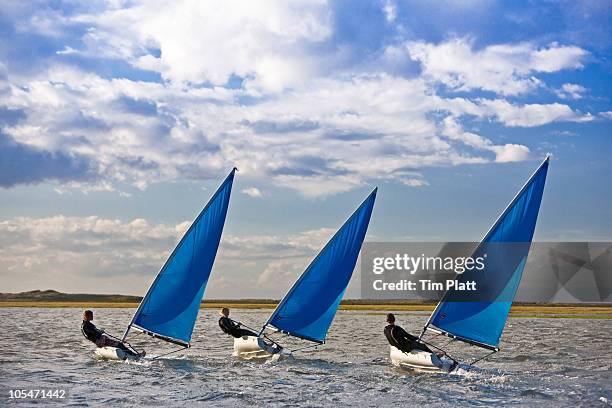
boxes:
[443,97,590,127]
[0,2,597,197]
[71,0,332,92]
[0,106,26,126]
[404,38,588,95]
[0,131,97,188]
[241,187,263,198]
[442,116,530,162]
[401,178,429,187]
[114,95,158,116]
[3,66,527,196]
[0,215,337,296]
[241,119,320,134]
[381,0,397,23]
[257,259,305,287]
[477,99,591,127]
[489,144,531,163]
[555,83,586,100]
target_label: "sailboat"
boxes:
[233,188,377,359]
[390,157,549,371]
[94,168,236,360]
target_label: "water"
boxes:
[1,308,610,407]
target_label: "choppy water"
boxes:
[0,308,610,407]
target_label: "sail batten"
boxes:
[422,158,549,350]
[263,189,377,343]
[123,169,236,345]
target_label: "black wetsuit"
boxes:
[81,320,103,343]
[384,324,432,353]
[81,320,136,355]
[219,316,257,338]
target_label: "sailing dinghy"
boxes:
[234,189,377,359]
[391,158,549,372]
[94,168,236,360]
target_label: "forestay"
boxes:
[123,168,236,346]
[263,189,377,343]
[422,158,549,350]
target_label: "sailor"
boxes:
[81,310,142,357]
[384,313,437,354]
[218,307,258,338]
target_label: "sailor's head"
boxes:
[386,313,395,325]
[83,310,93,321]
[220,307,230,317]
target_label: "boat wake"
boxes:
[449,364,509,384]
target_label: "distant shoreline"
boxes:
[1,291,610,318]
[1,301,610,319]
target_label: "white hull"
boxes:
[94,346,139,361]
[233,336,290,360]
[389,346,455,372]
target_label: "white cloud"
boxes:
[241,187,263,198]
[4,68,522,197]
[0,215,341,297]
[489,144,530,163]
[56,46,78,55]
[600,111,612,119]
[442,116,530,162]
[0,215,181,293]
[0,3,596,198]
[381,0,397,23]
[404,38,588,95]
[71,0,331,92]
[257,259,305,287]
[555,83,586,100]
[401,178,429,187]
[442,97,590,127]
[477,99,590,127]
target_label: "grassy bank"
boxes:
[1,301,610,318]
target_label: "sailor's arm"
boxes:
[394,326,410,340]
[220,317,239,330]
[227,317,241,328]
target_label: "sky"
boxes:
[0,0,610,298]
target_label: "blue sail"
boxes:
[126,169,236,346]
[425,158,549,350]
[265,189,377,343]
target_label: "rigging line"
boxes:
[441,337,456,348]
[125,331,144,342]
[117,332,143,351]
[261,332,284,349]
[101,331,142,355]
[417,339,461,364]
[290,343,319,353]
[151,346,189,360]
[101,331,123,341]
[469,350,497,367]
[103,331,133,346]
[270,333,289,341]
[230,319,261,335]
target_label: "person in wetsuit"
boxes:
[81,310,142,357]
[384,313,434,354]
[218,308,258,338]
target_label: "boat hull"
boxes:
[94,346,139,361]
[233,336,289,360]
[389,346,455,372]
